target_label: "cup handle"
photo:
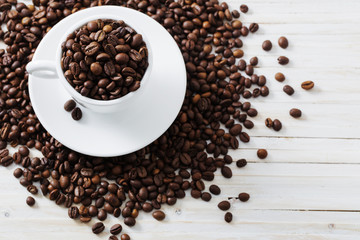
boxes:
[26,60,57,79]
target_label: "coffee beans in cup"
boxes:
[61,19,148,100]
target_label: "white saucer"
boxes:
[28,6,186,157]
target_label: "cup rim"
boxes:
[55,9,152,107]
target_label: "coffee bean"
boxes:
[110,224,122,235]
[98,209,107,221]
[262,40,272,51]
[249,23,259,33]
[239,132,250,143]
[71,107,82,121]
[224,212,233,223]
[92,222,105,234]
[249,57,258,66]
[221,166,232,178]
[152,210,166,221]
[236,159,247,168]
[290,108,302,118]
[124,217,136,226]
[27,185,38,194]
[265,118,273,128]
[275,72,285,82]
[109,236,119,240]
[201,192,212,202]
[278,36,288,49]
[238,192,250,202]
[121,234,130,240]
[283,85,295,96]
[301,81,314,90]
[1,156,13,166]
[209,185,221,195]
[64,99,76,112]
[26,196,35,206]
[218,200,231,211]
[229,124,242,136]
[278,56,289,65]
[68,206,79,219]
[13,168,23,178]
[273,119,282,131]
[257,149,268,159]
[240,4,249,13]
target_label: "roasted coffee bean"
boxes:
[257,149,268,159]
[265,118,273,128]
[110,224,122,235]
[262,40,272,51]
[98,209,107,221]
[27,185,38,194]
[278,36,289,49]
[283,85,295,96]
[273,119,282,131]
[240,4,249,13]
[301,81,314,90]
[236,159,247,168]
[121,234,130,240]
[71,107,82,121]
[218,200,231,211]
[152,210,166,221]
[13,168,23,178]
[209,185,221,195]
[64,99,76,112]
[249,57,258,66]
[221,166,232,178]
[109,236,119,240]
[26,196,35,206]
[124,217,136,227]
[201,192,212,202]
[224,212,233,223]
[290,108,302,118]
[249,23,259,33]
[92,222,105,234]
[275,72,285,82]
[278,56,289,65]
[238,192,250,202]
[1,156,13,166]
[68,206,79,219]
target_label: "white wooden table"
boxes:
[1,0,360,239]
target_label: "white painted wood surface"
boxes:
[1,0,360,239]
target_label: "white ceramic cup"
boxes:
[26,9,152,113]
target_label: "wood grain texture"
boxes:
[1,0,360,239]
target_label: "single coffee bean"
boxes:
[257,149,268,159]
[301,81,314,90]
[238,192,250,202]
[265,118,273,128]
[273,119,282,131]
[290,108,302,118]
[218,200,231,211]
[283,85,295,96]
[110,224,122,235]
[64,99,76,112]
[209,185,221,195]
[249,23,259,33]
[68,206,79,219]
[71,107,82,121]
[121,234,130,240]
[97,209,107,221]
[201,192,212,202]
[92,222,105,234]
[278,36,288,49]
[124,217,136,226]
[224,212,233,223]
[240,4,249,13]
[262,40,272,51]
[109,236,119,240]
[18,146,29,157]
[152,210,166,221]
[221,166,232,178]
[13,168,23,178]
[278,56,289,65]
[249,56,258,66]
[275,72,285,82]
[26,196,35,206]
[27,185,38,194]
[236,159,247,168]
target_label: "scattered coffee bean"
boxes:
[68,206,79,219]
[301,81,315,90]
[250,57,258,66]
[249,23,259,33]
[71,107,82,121]
[278,56,289,65]
[201,192,212,202]
[152,210,166,221]
[27,185,38,194]
[278,36,289,49]
[221,166,233,178]
[13,168,23,178]
[273,119,282,131]
[124,217,136,227]
[26,196,35,206]
[92,222,105,234]
[265,118,273,128]
[209,185,221,195]
[236,159,247,168]
[110,224,123,235]
[238,192,250,202]
[290,108,302,118]
[257,149,268,159]
[275,72,285,82]
[283,85,295,95]
[224,212,233,223]
[109,236,119,240]
[121,234,131,240]
[240,4,249,13]
[218,201,231,211]
[64,99,76,112]
[262,40,272,51]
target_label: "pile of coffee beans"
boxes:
[0,0,315,239]
[61,19,148,100]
